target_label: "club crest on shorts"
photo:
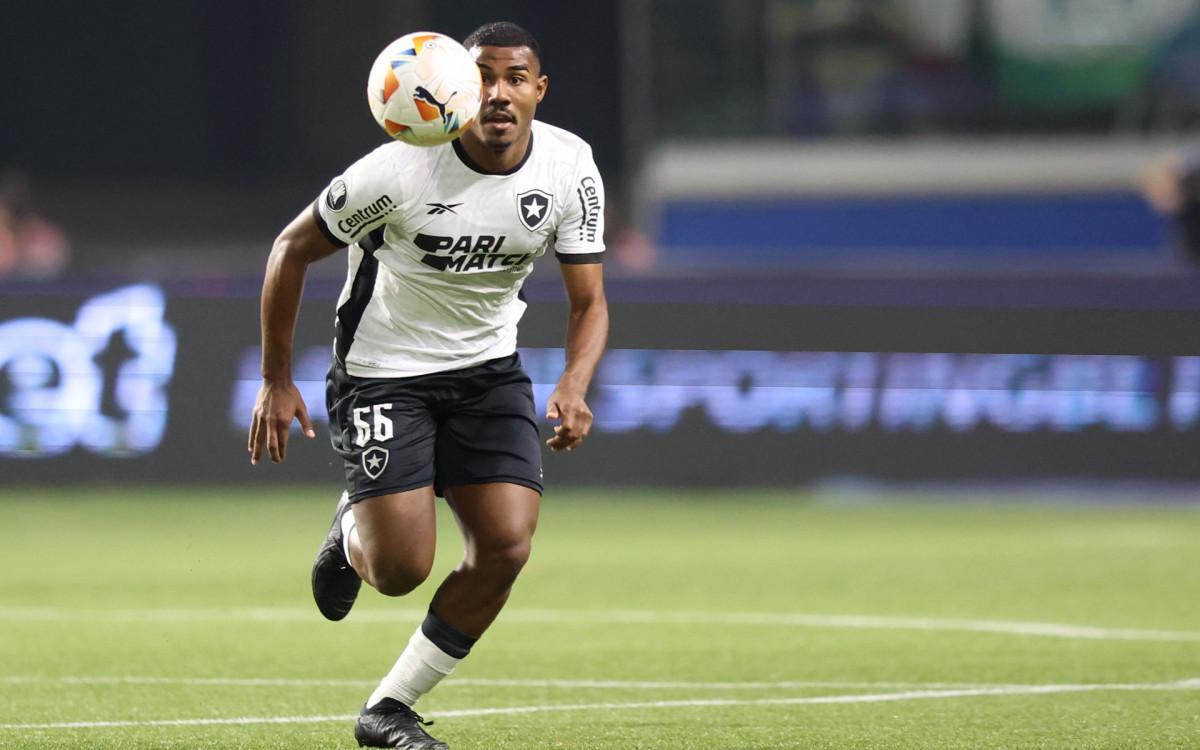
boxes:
[362,446,389,480]
[517,189,553,231]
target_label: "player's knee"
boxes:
[475,536,532,582]
[365,557,432,597]
[371,566,428,597]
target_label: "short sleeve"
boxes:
[314,146,403,247]
[554,146,605,264]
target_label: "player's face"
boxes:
[469,45,547,151]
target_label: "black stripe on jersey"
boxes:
[452,131,534,176]
[555,250,604,264]
[333,228,384,365]
[312,200,347,248]
[360,227,386,254]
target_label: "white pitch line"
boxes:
[2,679,1196,731]
[0,675,1010,691]
[1,606,1197,642]
[507,610,1200,643]
[0,676,375,688]
[450,678,1005,691]
[0,714,359,730]
[433,679,1200,718]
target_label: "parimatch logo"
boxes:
[414,233,532,272]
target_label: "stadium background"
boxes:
[3,0,1200,485]
[3,3,1200,748]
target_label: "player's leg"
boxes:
[344,488,450,750]
[346,487,438,596]
[314,360,440,620]
[422,354,544,638]
[354,355,542,749]
[357,482,538,747]
[333,482,537,630]
[358,356,543,717]
[313,486,438,620]
[430,481,541,636]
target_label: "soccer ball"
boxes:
[367,31,482,147]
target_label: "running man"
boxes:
[247,22,607,749]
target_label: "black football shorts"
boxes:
[326,353,543,502]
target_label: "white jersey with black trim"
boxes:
[314,120,605,378]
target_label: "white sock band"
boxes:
[339,498,356,565]
[366,626,463,708]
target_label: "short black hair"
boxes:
[463,21,542,67]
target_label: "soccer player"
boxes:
[247,22,607,750]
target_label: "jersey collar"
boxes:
[452,131,534,176]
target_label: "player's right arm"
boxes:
[248,208,342,465]
[251,143,403,463]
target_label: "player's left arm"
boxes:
[546,261,608,452]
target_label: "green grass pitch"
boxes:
[0,486,1197,749]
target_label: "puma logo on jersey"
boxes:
[414,233,531,273]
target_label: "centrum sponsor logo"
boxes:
[337,195,396,238]
[576,176,601,242]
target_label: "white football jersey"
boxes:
[314,120,605,378]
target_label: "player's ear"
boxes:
[536,74,548,103]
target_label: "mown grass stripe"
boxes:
[2,680,1196,731]
[1,607,1196,642]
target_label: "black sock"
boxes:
[421,609,477,659]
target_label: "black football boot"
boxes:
[311,492,362,621]
[354,698,449,749]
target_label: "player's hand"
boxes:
[545,386,592,452]
[248,379,316,465]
